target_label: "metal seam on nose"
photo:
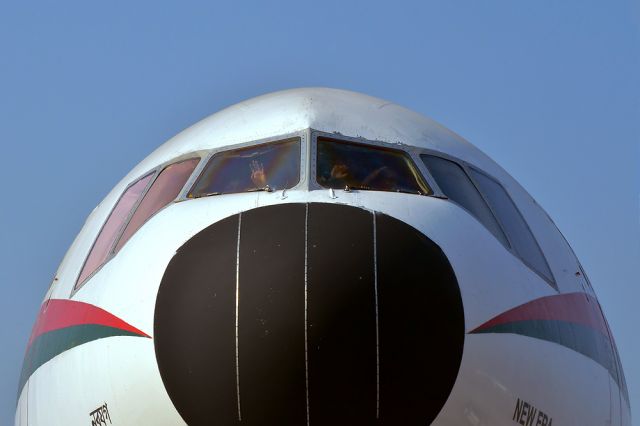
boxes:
[304,203,311,426]
[373,212,380,419]
[235,211,242,422]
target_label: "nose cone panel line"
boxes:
[154,203,465,425]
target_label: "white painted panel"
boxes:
[620,395,631,426]
[15,385,27,426]
[25,338,184,426]
[435,334,611,426]
[610,376,621,426]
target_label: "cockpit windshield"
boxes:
[189,138,300,197]
[316,138,430,195]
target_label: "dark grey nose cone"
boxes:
[154,203,465,426]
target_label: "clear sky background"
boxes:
[0,1,638,424]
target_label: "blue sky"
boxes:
[0,1,638,423]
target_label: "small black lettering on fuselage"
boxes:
[513,398,552,426]
[89,403,112,426]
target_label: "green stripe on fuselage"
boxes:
[472,319,619,387]
[18,324,149,401]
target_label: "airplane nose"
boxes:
[154,203,464,426]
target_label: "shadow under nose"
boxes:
[154,203,464,426]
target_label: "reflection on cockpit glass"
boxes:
[189,138,300,197]
[317,138,430,195]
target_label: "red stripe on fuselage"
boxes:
[27,299,150,349]
[471,292,608,335]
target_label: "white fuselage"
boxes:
[16,88,630,426]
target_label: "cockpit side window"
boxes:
[469,168,555,283]
[421,154,555,286]
[113,158,200,253]
[421,154,509,247]
[316,138,430,195]
[188,138,300,197]
[75,172,154,288]
[75,156,200,291]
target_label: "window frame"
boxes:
[112,157,203,254]
[418,149,557,289]
[309,130,437,195]
[420,153,511,248]
[72,130,557,293]
[72,152,203,296]
[182,131,308,200]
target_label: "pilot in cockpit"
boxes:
[249,160,267,188]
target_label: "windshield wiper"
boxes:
[247,185,274,193]
[189,191,222,199]
[394,189,424,196]
[189,184,282,199]
[343,185,369,192]
[343,185,423,196]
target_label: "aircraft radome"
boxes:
[16,88,630,426]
